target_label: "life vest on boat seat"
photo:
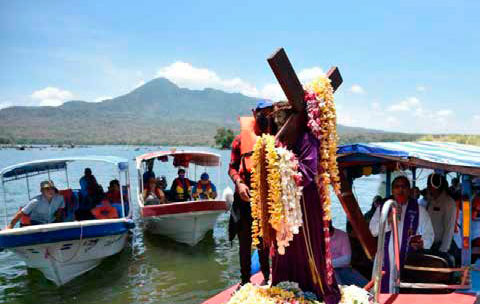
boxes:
[59,189,75,216]
[239,116,258,175]
[91,200,119,220]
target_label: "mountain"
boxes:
[0,78,420,145]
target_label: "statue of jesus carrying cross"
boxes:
[266,48,342,304]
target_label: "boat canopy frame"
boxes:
[0,156,132,226]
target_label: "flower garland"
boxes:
[251,134,303,254]
[304,75,341,285]
[227,282,372,304]
[275,147,303,255]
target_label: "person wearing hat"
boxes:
[228,99,273,286]
[170,168,192,202]
[192,172,217,200]
[5,180,65,229]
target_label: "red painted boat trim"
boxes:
[141,200,228,217]
[202,273,264,304]
[201,272,477,304]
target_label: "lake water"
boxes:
[0,145,392,304]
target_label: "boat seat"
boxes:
[400,252,471,294]
[59,189,79,222]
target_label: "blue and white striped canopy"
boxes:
[337,141,480,175]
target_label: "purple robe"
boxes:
[272,132,341,304]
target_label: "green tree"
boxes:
[214,127,235,149]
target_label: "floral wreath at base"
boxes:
[304,75,342,285]
[251,134,304,254]
[227,281,373,304]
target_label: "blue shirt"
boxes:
[22,194,65,224]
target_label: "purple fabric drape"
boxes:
[272,132,341,304]
[382,199,419,293]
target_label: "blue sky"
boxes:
[1,0,479,134]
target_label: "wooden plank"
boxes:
[338,174,377,260]
[267,48,304,112]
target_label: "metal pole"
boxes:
[217,160,221,197]
[65,164,70,188]
[47,168,51,181]
[2,177,8,227]
[411,167,417,188]
[372,199,399,302]
[460,174,472,266]
[26,174,31,200]
[391,205,401,293]
[119,169,126,218]
[125,170,131,217]
[385,170,392,197]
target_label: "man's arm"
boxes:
[5,210,24,229]
[228,136,242,184]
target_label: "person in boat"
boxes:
[329,222,369,287]
[80,168,98,198]
[106,179,122,204]
[170,168,192,202]
[5,180,65,229]
[143,177,166,205]
[369,176,434,293]
[142,160,156,187]
[271,101,341,304]
[192,172,217,200]
[425,174,457,256]
[448,177,462,201]
[228,99,273,286]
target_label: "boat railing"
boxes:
[371,199,400,303]
[371,200,472,302]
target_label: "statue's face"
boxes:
[274,110,288,129]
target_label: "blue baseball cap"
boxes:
[255,100,273,110]
[201,172,209,180]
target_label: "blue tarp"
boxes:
[338,142,480,170]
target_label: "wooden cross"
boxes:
[267,48,343,148]
[267,48,377,260]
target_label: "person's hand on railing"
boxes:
[409,235,424,250]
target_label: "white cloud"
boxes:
[155,61,329,102]
[0,101,13,109]
[416,85,426,92]
[31,87,73,106]
[94,96,113,102]
[388,97,420,112]
[350,84,366,95]
[337,112,356,125]
[298,67,324,83]
[473,114,480,121]
[435,109,452,117]
[156,61,260,97]
[371,102,381,110]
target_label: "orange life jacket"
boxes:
[239,116,258,175]
[91,201,118,219]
